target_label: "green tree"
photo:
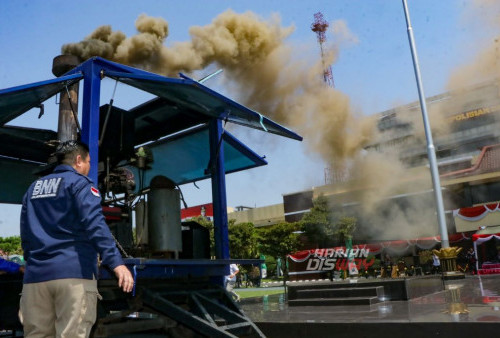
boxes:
[228,222,259,259]
[0,236,23,255]
[257,222,301,286]
[263,255,277,278]
[334,216,357,242]
[300,195,337,247]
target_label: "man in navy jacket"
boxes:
[20,140,133,338]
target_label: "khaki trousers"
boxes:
[20,278,99,338]
[225,280,239,300]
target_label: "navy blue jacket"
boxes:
[21,165,124,283]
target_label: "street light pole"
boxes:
[402,0,449,248]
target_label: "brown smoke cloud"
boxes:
[348,151,437,240]
[447,1,500,92]
[62,9,454,240]
[395,0,500,150]
[62,10,373,164]
[330,19,359,46]
[353,0,500,240]
[380,1,500,149]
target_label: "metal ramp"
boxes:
[92,282,265,337]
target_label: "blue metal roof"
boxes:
[128,125,267,189]
[103,70,302,141]
[62,58,300,141]
[0,57,300,204]
[0,73,83,125]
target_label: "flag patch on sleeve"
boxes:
[91,186,100,197]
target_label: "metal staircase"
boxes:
[93,282,265,337]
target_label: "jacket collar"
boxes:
[52,164,94,184]
[53,164,77,174]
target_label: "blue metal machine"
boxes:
[0,57,301,337]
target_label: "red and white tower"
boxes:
[311,12,335,88]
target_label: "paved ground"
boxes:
[3,276,499,337]
[240,275,500,323]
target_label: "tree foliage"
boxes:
[257,222,301,273]
[0,236,23,255]
[228,222,259,259]
[300,195,337,247]
[300,195,358,248]
[335,216,357,242]
[188,216,215,229]
[188,216,257,259]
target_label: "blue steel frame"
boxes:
[76,59,232,263]
[80,59,102,182]
[209,119,229,260]
[63,57,267,283]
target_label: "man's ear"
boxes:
[75,154,82,166]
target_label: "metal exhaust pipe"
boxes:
[52,55,81,142]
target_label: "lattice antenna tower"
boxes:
[313,12,337,184]
[311,12,335,88]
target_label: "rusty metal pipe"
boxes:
[52,55,81,142]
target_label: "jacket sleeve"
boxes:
[20,191,30,262]
[74,181,124,270]
[0,258,21,274]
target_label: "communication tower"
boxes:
[311,12,335,88]
[312,12,342,184]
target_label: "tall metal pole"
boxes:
[402,0,449,248]
[209,118,230,260]
[81,58,102,184]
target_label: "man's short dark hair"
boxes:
[54,140,89,165]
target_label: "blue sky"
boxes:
[0,0,495,236]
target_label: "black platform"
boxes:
[289,285,384,306]
[256,322,500,338]
[241,275,500,338]
[288,275,444,302]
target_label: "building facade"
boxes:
[239,80,500,244]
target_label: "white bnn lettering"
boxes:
[37,178,61,195]
[48,178,62,194]
[31,178,62,199]
[40,180,51,195]
[33,180,43,195]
